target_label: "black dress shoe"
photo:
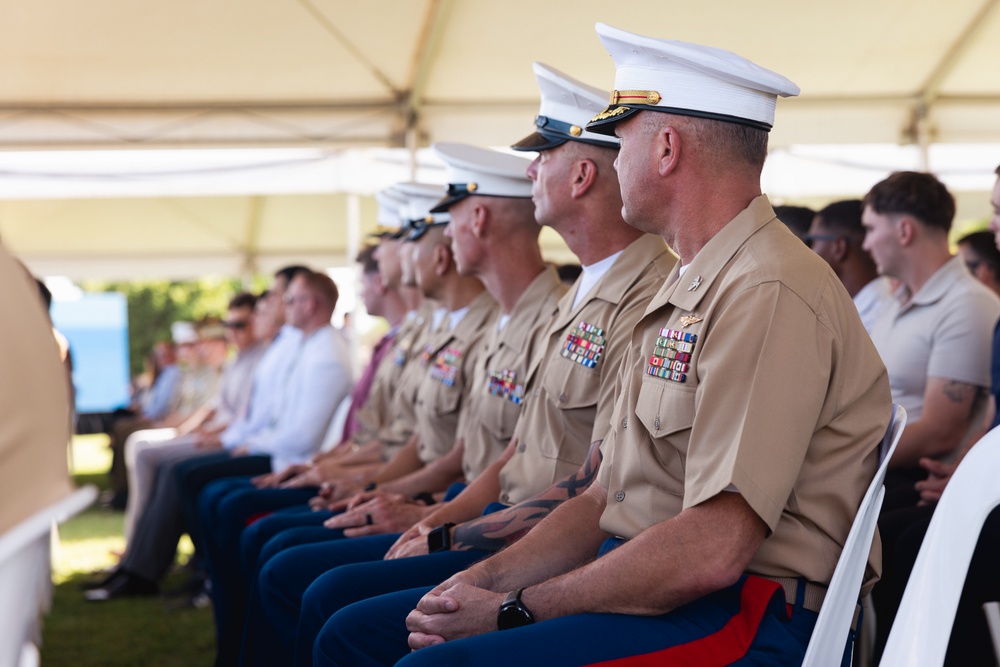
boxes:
[79,567,123,591]
[84,571,158,601]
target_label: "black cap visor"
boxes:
[406,219,449,242]
[511,114,619,151]
[429,182,480,213]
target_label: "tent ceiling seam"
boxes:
[295,0,401,98]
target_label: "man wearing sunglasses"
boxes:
[806,199,893,333]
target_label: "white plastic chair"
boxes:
[801,404,906,667]
[319,395,353,453]
[879,424,1000,666]
[0,485,97,667]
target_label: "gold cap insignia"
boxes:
[424,214,434,223]
[590,106,631,123]
[569,125,582,137]
[467,182,478,192]
[609,90,662,105]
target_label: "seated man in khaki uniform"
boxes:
[319,23,892,667]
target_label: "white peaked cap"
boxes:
[375,186,407,229]
[587,22,800,135]
[429,143,533,213]
[395,181,450,228]
[511,62,619,151]
[391,181,449,241]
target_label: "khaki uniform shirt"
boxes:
[459,267,566,482]
[596,196,891,591]
[0,245,73,535]
[415,291,497,464]
[351,325,406,445]
[371,303,438,457]
[499,234,676,505]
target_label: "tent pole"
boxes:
[916,103,931,172]
[344,194,362,369]
[241,196,263,288]
[406,121,418,180]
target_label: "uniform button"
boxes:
[622,417,628,429]
[559,393,567,403]
[615,490,625,502]
[654,417,660,430]
[518,443,526,453]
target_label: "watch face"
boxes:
[497,591,535,631]
[427,525,449,553]
[497,604,533,630]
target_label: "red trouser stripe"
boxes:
[587,576,784,667]
[245,511,274,527]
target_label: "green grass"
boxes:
[41,435,214,667]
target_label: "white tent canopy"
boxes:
[2,0,999,150]
[0,0,998,278]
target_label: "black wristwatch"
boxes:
[497,588,535,630]
[426,522,455,553]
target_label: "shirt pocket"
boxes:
[480,393,522,443]
[431,384,463,418]
[535,356,600,462]
[551,355,600,410]
[634,376,694,483]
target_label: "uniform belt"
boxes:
[757,575,861,633]
[757,575,826,614]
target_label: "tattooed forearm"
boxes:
[452,516,520,552]
[556,439,604,498]
[451,439,604,553]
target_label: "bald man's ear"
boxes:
[471,204,487,239]
[658,125,681,177]
[433,242,453,276]
[570,158,599,200]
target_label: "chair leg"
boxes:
[984,601,1000,663]
[855,594,876,667]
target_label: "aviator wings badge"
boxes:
[679,315,703,328]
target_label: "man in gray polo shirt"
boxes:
[862,170,1000,510]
